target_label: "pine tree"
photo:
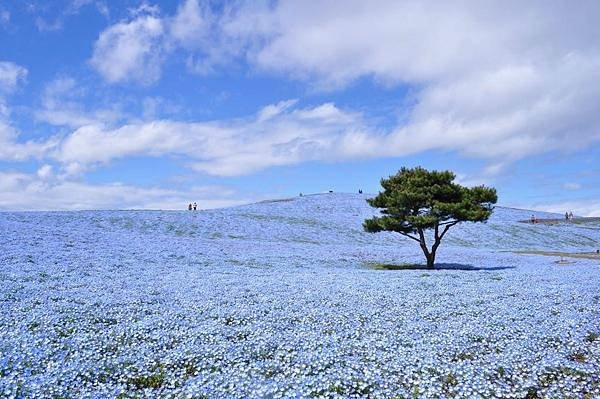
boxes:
[364,167,497,268]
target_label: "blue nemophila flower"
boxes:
[0,194,599,398]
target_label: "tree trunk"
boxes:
[415,222,453,269]
[429,240,441,269]
[426,250,436,269]
[426,223,444,269]
[417,228,436,269]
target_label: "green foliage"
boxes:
[524,387,540,399]
[364,167,497,234]
[568,352,587,363]
[585,331,598,343]
[364,167,497,268]
[127,372,166,390]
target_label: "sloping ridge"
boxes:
[236,193,600,252]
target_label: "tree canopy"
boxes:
[364,167,498,268]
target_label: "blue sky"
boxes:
[0,1,599,214]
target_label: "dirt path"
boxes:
[518,217,600,225]
[514,250,600,260]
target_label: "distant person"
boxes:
[193,202,197,211]
[188,203,192,211]
[299,192,303,196]
[530,214,536,224]
[565,212,569,220]
[569,211,573,220]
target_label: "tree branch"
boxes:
[438,219,459,226]
[398,232,421,243]
[417,228,430,253]
[439,221,459,240]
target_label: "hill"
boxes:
[0,193,599,398]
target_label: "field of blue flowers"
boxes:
[1,193,599,398]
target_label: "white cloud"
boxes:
[222,1,600,164]
[36,77,95,127]
[453,173,491,188]
[16,1,600,189]
[175,0,245,74]
[384,54,600,161]
[50,101,377,176]
[90,13,164,85]
[169,0,210,47]
[46,88,597,179]
[0,122,58,161]
[88,1,600,166]
[563,182,582,191]
[31,1,109,33]
[35,77,124,128]
[36,164,54,180]
[35,16,63,32]
[90,0,245,83]
[1,10,9,26]
[129,3,161,17]
[0,170,247,210]
[95,3,110,18]
[140,1,598,165]
[257,99,297,122]
[242,2,599,85]
[529,199,600,217]
[0,61,27,93]
[0,62,61,162]
[69,0,95,10]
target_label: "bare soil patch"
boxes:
[514,250,600,260]
[518,217,600,226]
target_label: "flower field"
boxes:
[1,193,599,398]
